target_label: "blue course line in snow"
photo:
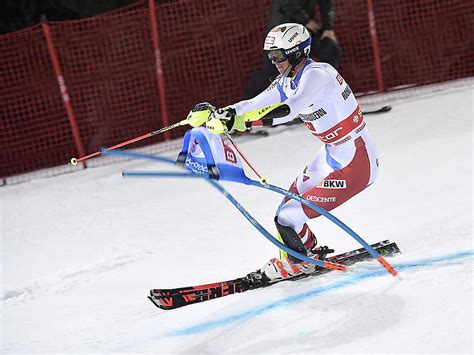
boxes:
[165,250,473,337]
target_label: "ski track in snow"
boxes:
[164,251,473,338]
[118,250,472,351]
[1,250,153,305]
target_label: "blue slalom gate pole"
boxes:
[102,148,398,277]
[103,149,345,271]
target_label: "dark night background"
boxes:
[0,0,138,34]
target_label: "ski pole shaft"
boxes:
[70,120,187,165]
[224,131,267,184]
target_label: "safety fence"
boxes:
[1,0,472,180]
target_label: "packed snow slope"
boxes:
[1,84,473,354]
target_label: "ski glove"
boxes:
[206,107,246,134]
[186,102,215,127]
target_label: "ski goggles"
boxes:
[267,49,287,63]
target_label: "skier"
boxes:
[187,23,379,282]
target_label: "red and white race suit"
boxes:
[232,60,379,243]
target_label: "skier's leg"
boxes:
[263,138,378,281]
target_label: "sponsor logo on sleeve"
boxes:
[299,108,327,121]
[316,180,347,189]
[336,73,344,85]
[341,84,352,100]
[306,196,337,203]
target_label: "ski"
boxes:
[362,105,392,115]
[148,240,400,310]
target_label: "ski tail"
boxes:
[362,105,392,115]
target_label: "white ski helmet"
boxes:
[264,23,311,66]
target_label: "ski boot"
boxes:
[261,245,334,283]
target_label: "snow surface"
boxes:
[1,84,473,354]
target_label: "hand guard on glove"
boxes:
[186,102,215,127]
[206,107,235,134]
[187,103,246,135]
[206,107,246,134]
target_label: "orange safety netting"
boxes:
[1,0,472,179]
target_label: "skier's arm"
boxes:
[206,103,290,134]
[185,85,287,135]
[207,68,333,133]
[232,78,283,115]
[203,78,288,134]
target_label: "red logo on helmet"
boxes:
[265,36,275,45]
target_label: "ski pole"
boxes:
[224,131,268,185]
[70,119,188,166]
[102,148,345,271]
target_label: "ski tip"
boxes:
[381,105,392,112]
